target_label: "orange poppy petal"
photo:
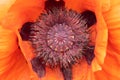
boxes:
[0,26,38,80]
[1,0,45,30]
[65,0,120,80]
[1,0,120,80]
[65,0,109,71]
[0,0,16,21]
[0,49,31,80]
[94,0,120,80]
[0,0,45,78]
[64,0,110,12]
[64,0,84,12]
[72,59,93,80]
[40,59,93,80]
[0,26,17,75]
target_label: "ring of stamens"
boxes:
[29,9,90,68]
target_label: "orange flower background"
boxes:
[0,0,120,80]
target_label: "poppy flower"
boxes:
[0,0,120,80]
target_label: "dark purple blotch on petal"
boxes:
[83,46,95,65]
[61,66,72,80]
[45,0,65,11]
[81,10,96,27]
[20,22,33,40]
[31,57,46,77]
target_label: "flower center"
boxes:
[29,8,95,69]
[47,23,74,52]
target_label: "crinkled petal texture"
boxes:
[0,0,120,80]
[65,0,120,80]
[1,0,45,30]
[94,0,120,80]
[0,0,44,80]
[0,0,16,21]
[0,26,38,80]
